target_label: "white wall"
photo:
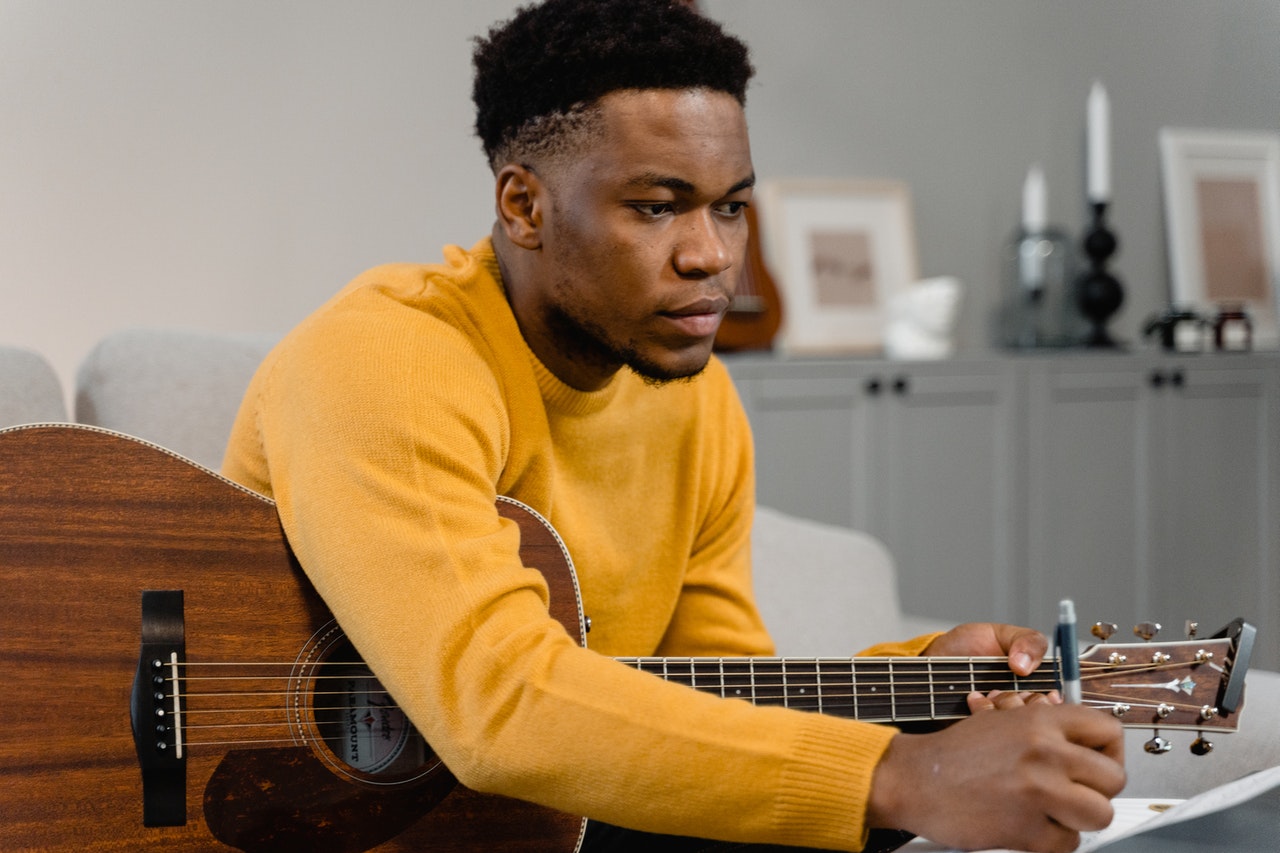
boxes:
[3,0,1278,404]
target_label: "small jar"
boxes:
[1143,307,1206,353]
[1213,304,1252,352]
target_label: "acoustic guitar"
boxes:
[0,424,1254,852]
[713,203,785,352]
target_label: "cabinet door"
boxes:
[1025,360,1149,629]
[728,361,867,528]
[861,364,1021,624]
[1146,363,1277,668]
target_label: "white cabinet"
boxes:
[1025,356,1279,666]
[726,357,1021,625]
[725,352,1280,669]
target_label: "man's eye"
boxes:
[718,201,749,217]
[632,202,675,217]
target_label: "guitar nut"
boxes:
[1200,706,1217,721]
[1157,703,1174,719]
[1111,703,1131,717]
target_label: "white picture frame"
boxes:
[1159,128,1280,348]
[757,179,919,354]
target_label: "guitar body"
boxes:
[713,204,784,352]
[0,425,585,852]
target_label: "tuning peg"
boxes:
[1134,621,1162,642]
[1144,734,1173,754]
[1185,620,1199,639]
[1091,622,1117,642]
[1191,735,1214,756]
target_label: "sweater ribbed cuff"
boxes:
[774,714,899,851]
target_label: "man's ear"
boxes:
[494,164,545,250]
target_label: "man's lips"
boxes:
[660,297,730,338]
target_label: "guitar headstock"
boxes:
[1078,618,1255,754]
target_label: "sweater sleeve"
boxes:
[222,280,900,851]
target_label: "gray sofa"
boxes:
[4,330,1278,800]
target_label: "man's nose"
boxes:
[673,210,733,278]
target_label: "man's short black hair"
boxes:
[472,0,753,170]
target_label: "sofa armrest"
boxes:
[1120,668,1280,798]
[751,505,926,657]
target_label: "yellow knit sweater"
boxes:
[222,238,933,850]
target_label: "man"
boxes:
[223,1,1125,850]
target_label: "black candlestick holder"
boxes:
[1075,202,1125,348]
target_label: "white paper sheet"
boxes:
[902,764,1280,853]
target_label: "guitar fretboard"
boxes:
[621,656,1060,724]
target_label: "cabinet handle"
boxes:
[1150,369,1188,390]
[865,378,883,396]
[892,376,910,396]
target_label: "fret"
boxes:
[850,658,858,720]
[927,658,935,719]
[722,659,753,701]
[927,658,979,720]
[783,659,820,713]
[666,658,694,689]
[894,660,937,721]
[888,659,896,721]
[852,660,893,723]
[753,658,785,707]
[692,658,723,697]
[972,659,1016,694]
[815,659,853,719]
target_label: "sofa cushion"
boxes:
[0,344,67,426]
[74,328,275,469]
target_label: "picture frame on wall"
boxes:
[757,179,919,354]
[1159,128,1280,348]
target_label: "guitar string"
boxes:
[164,656,1211,695]
[177,686,1225,751]
[162,658,1222,749]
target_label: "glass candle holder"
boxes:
[998,227,1079,348]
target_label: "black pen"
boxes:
[1057,599,1081,704]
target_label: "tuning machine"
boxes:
[1091,622,1118,642]
[1134,621,1161,642]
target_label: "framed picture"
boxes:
[1159,128,1280,348]
[757,179,919,354]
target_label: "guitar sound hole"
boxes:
[302,635,438,785]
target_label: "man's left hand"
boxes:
[921,622,1048,676]
[923,623,1064,712]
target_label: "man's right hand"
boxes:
[865,701,1126,853]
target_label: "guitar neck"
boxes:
[622,656,1058,724]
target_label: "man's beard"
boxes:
[544,303,705,387]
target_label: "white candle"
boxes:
[1022,163,1047,232]
[1020,164,1048,287]
[1087,80,1110,203]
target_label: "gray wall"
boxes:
[3,0,1278,399]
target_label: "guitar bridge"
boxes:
[130,590,187,826]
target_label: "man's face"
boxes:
[519,88,754,390]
